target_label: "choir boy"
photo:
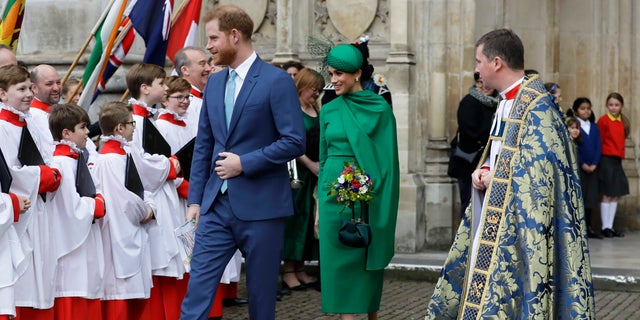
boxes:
[46,103,105,319]
[126,64,186,319]
[91,101,153,320]
[0,191,30,319]
[0,64,61,320]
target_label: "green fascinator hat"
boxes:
[326,44,363,73]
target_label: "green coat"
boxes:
[318,89,399,313]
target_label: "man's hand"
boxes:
[472,168,491,190]
[186,205,201,227]
[480,170,491,188]
[215,152,242,180]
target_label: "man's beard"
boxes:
[214,46,236,67]
[46,94,60,105]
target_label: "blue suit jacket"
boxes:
[188,56,305,221]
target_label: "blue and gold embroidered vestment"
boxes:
[426,76,595,319]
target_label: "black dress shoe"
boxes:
[602,228,613,238]
[610,228,625,237]
[222,298,249,307]
[587,228,603,239]
[281,280,306,291]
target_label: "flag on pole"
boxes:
[130,0,173,66]
[84,18,135,105]
[166,0,201,63]
[0,0,26,51]
[79,0,132,108]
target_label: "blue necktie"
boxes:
[225,70,237,128]
[221,70,237,193]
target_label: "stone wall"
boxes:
[15,0,640,251]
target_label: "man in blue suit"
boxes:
[180,5,305,320]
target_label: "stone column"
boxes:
[272,0,299,64]
[387,0,424,252]
[420,0,475,250]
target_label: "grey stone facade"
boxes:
[16,0,640,251]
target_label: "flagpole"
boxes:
[171,0,190,27]
[84,0,193,105]
[117,0,189,103]
[89,0,128,101]
[62,0,118,86]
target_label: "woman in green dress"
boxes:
[282,68,324,290]
[318,44,399,320]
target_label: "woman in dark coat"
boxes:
[449,73,498,216]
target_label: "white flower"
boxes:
[338,176,345,184]
[360,185,369,194]
[373,74,387,87]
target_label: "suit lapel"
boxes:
[210,71,228,136]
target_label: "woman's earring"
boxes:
[355,77,359,82]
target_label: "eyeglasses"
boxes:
[167,95,192,102]
[122,120,136,127]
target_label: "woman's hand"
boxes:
[297,155,319,176]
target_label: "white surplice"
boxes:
[0,115,57,309]
[48,148,104,299]
[129,109,185,278]
[184,86,203,136]
[92,142,152,299]
[0,193,26,317]
[27,106,54,164]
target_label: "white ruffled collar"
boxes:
[56,139,81,153]
[100,134,131,147]
[128,98,157,115]
[158,108,187,121]
[0,102,30,121]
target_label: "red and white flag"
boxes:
[166,0,201,63]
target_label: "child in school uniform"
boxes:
[566,117,581,142]
[92,101,154,320]
[126,63,186,319]
[0,64,62,320]
[0,191,30,320]
[568,97,603,238]
[597,92,630,238]
[46,103,106,319]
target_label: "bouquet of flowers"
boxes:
[328,161,374,211]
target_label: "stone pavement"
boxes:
[221,232,640,319]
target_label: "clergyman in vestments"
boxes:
[425,28,595,319]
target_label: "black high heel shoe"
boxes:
[295,268,319,288]
[282,270,307,291]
